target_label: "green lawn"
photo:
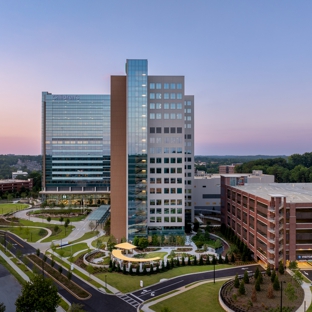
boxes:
[91,235,109,248]
[307,287,312,312]
[0,203,29,214]
[53,243,88,257]
[134,252,168,260]
[71,231,99,244]
[0,226,48,242]
[149,281,225,312]
[96,264,232,293]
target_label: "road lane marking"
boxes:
[137,280,184,298]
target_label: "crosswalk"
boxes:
[116,292,143,309]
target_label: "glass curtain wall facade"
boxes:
[42,93,110,195]
[126,60,148,239]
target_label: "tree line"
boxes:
[235,152,312,183]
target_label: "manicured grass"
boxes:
[306,287,312,312]
[54,243,88,257]
[91,235,109,248]
[149,281,225,312]
[96,264,232,293]
[0,226,48,242]
[0,203,29,214]
[134,252,168,260]
[71,231,99,244]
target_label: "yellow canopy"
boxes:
[115,242,137,250]
[112,249,160,263]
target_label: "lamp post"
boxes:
[213,259,215,284]
[280,281,286,312]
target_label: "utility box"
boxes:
[140,280,143,287]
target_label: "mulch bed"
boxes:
[222,272,304,312]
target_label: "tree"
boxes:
[234,274,239,288]
[67,303,85,312]
[67,270,72,281]
[88,221,95,231]
[294,270,303,284]
[243,271,249,284]
[59,216,64,223]
[54,225,59,234]
[238,280,245,295]
[15,275,60,312]
[58,266,63,275]
[138,237,149,250]
[267,283,274,299]
[288,261,298,270]
[285,282,297,302]
[0,302,5,312]
[271,269,276,283]
[255,277,261,291]
[47,216,51,223]
[266,266,271,276]
[273,275,280,291]
[251,287,257,302]
[254,267,260,280]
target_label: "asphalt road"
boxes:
[1,231,263,312]
[300,269,312,282]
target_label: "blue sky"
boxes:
[0,1,312,155]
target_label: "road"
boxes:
[1,231,263,311]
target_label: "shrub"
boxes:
[288,261,298,270]
[206,256,210,265]
[251,287,257,302]
[218,254,223,264]
[267,283,274,299]
[255,278,261,291]
[231,253,235,263]
[234,274,239,288]
[243,271,249,284]
[181,257,185,266]
[271,270,276,283]
[273,275,280,291]
[238,280,245,295]
[199,256,203,265]
[254,267,260,280]
[278,261,285,275]
[224,254,229,264]
[193,256,197,265]
[266,266,271,276]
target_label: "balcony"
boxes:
[268,248,275,254]
[268,228,275,234]
[268,206,275,212]
[268,218,275,223]
[268,238,275,244]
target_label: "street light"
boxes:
[280,281,286,312]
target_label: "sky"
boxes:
[0,1,312,156]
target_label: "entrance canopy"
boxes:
[115,242,136,250]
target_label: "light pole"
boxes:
[280,281,286,312]
[213,259,215,284]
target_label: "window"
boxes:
[156,103,161,109]
[164,178,169,183]
[177,113,182,119]
[150,113,155,119]
[156,147,162,153]
[177,93,182,99]
[150,168,155,173]
[164,158,169,163]
[171,217,176,222]
[164,188,169,194]
[156,158,161,163]
[164,113,169,119]
[177,103,182,109]
[171,199,176,205]
[164,147,169,153]
[170,93,176,99]
[150,188,155,194]
[156,208,162,214]
[150,157,155,163]
[187,101,191,106]
[156,83,161,89]
[170,83,176,89]
[187,116,191,121]
[156,177,162,183]
[170,127,175,133]
[171,147,176,153]
[171,168,176,174]
[171,188,176,194]
[150,208,155,214]
[164,168,169,174]
[177,157,182,163]
[156,137,161,143]
[150,103,155,109]
[177,83,182,89]
[150,127,155,133]
[156,93,161,99]
[177,217,182,222]
[171,178,176,183]
[177,178,182,183]
[170,113,176,119]
[150,199,155,205]
[164,93,169,99]
[164,83,169,89]
[170,103,176,109]
[177,147,182,153]
[170,158,176,163]
[164,127,169,133]
[164,103,169,109]
[150,177,155,184]
[187,108,191,113]
[156,199,161,205]
[177,188,182,194]
[156,217,161,223]
[150,216,155,223]
[150,83,155,89]
[149,137,155,143]
[177,168,182,173]
[156,113,161,119]
[150,93,155,99]
[165,137,170,143]
[171,208,176,214]
[156,127,161,133]
[150,147,155,154]
[177,199,182,205]
[164,217,169,222]
[177,208,182,214]
[156,168,162,174]
[164,202,169,207]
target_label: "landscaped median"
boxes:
[27,254,91,300]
